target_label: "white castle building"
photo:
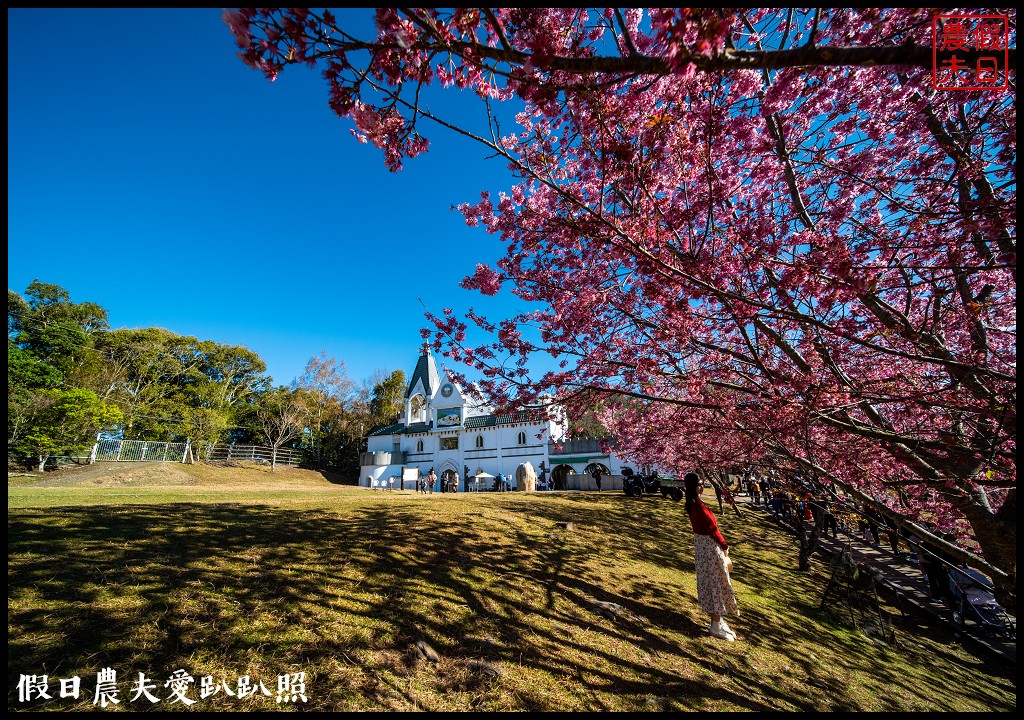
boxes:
[358,348,632,491]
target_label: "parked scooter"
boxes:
[622,468,683,501]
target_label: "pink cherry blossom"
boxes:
[225,8,1017,608]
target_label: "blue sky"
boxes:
[8,8,524,388]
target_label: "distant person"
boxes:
[428,468,437,494]
[803,493,815,521]
[592,468,603,492]
[864,506,881,544]
[907,527,928,577]
[720,483,741,517]
[683,472,739,641]
[921,532,958,603]
[822,500,838,538]
[779,491,794,522]
[885,518,902,556]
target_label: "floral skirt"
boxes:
[694,534,739,617]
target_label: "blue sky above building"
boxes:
[7,8,529,388]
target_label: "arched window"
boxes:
[416,440,424,452]
[410,394,426,422]
[475,435,484,449]
[517,431,527,445]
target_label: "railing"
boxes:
[93,438,188,463]
[204,444,304,467]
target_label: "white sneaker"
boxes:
[709,621,735,641]
[719,620,737,640]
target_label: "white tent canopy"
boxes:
[471,469,495,479]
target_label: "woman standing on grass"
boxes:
[684,472,739,641]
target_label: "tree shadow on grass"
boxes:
[8,498,1016,712]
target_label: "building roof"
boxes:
[367,421,433,437]
[465,412,544,428]
[405,349,441,399]
[463,415,497,428]
[368,411,544,436]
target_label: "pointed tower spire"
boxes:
[405,343,441,399]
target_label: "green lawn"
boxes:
[7,463,1016,711]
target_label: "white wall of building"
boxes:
[360,350,627,490]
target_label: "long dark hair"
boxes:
[683,472,701,514]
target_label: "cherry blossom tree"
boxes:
[225,8,1016,606]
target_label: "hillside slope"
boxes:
[8,460,347,489]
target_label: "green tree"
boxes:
[92,328,189,439]
[8,280,108,383]
[93,328,269,446]
[8,341,64,392]
[17,388,122,471]
[8,281,110,454]
[199,341,270,408]
[175,388,231,452]
[7,280,274,465]
[369,369,405,428]
[7,341,63,448]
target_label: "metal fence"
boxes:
[92,438,189,463]
[203,444,305,467]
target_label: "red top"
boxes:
[689,500,728,550]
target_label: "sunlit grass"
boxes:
[7,463,1016,711]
